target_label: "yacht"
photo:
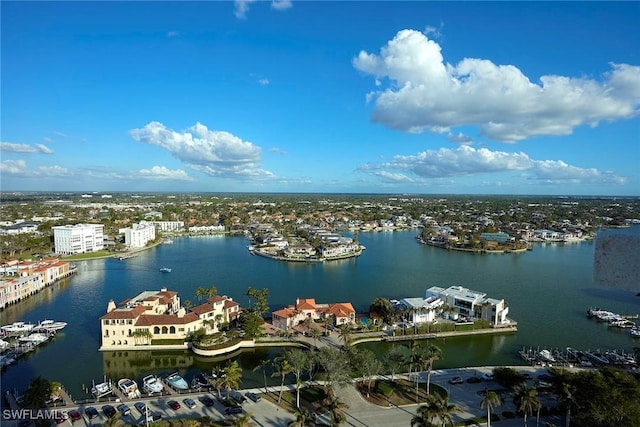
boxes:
[18,333,50,345]
[159,267,172,273]
[91,380,113,398]
[165,372,189,390]
[35,320,67,331]
[1,322,35,334]
[537,349,556,363]
[117,378,141,399]
[0,339,9,352]
[142,375,164,394]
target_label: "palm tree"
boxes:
[384,346,406,383]
[515,385,541,427]
[22,376,51,409]
[309,325,322,347]
[557,382,576,427]
[234,412,255,427]
[480,388,501,427]
[194,286,208,301]
[271,356,293,404]
[288,407,312,427]
[253,359,272,393]
[322,391,348,426]
[337,324,352,349]
[411,405,435,427]
[427,393,456,427]
[220,360,243,397]
[421,344,442,395]
[284,348,308,408]
[49,381,63,402]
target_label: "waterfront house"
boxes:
[398,296,444,324]
[426,285,511,327]
[271,298,356,331]
[99,288,241,350]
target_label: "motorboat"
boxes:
[142,375,164,394]
[159,267,172,273]
[630,327,640,337]
[18,333,50,345]
[91,380,113,398]
[0,339,9,352]
[117,378,141,399]
[1,322,35,334]
[35,320,67,331]
[537,349,556,363]
[165,372,189,390]
[191,373,210,389]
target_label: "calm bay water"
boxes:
[1,229,639,398]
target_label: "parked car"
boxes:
[54,412,68,424]
[466,376,482,383]
[167,400,181,411]
[183,398,197,409]
[84,407,99,420]
[481,373,494,381]
[134,402,147,416]
[102,405,117,419]
[448,376,464,384]
[245,392,261,402]
[68,410,82,423]
[231,392,247,404]
[116,404,131,417]
[199,396,215,407]
[224,405,243,415]
[311,412,331,426]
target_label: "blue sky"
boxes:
[1,1,639,195]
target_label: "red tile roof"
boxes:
[296,298,316,310]
[101,305,147,320]
[135,312,199,326]
[272,308,298,319]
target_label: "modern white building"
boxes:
[426,285,511,327]
[53,224,104,255]
[399,296,444,323]
[123,222,156,248]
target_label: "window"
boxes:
[169,326,175,334]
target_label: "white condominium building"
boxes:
[124,222,156,248]
[53,224,104,255]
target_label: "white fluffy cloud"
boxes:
[234,0,256,18]
[130,121,273,179]
[0,159,27,174]
[271,0,292,11]
[353,29,640,142]
[138,166,194,181]
[1,142,54,154]
[362,145,626,185]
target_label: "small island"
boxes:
[247,224,365,263]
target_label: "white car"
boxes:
[481,373,494,381]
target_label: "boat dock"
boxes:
[520,346,638,369]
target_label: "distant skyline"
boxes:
[1,1,639,196]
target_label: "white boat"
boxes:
[537,349,556,363]
[142,375,164,394]
[630,328,640,337]
[0,354,16,367]
[91,381,113,398]
[165,372,189,390]
[0,339,9,352]
[18,333,50,345]
[159,267,172,273]
[36,320,67,331]
[117,378,141,399]
[1,322,35,334]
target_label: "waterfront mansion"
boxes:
[272,298,356,331]
[397,285,512,328]
[99,288,240,350]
